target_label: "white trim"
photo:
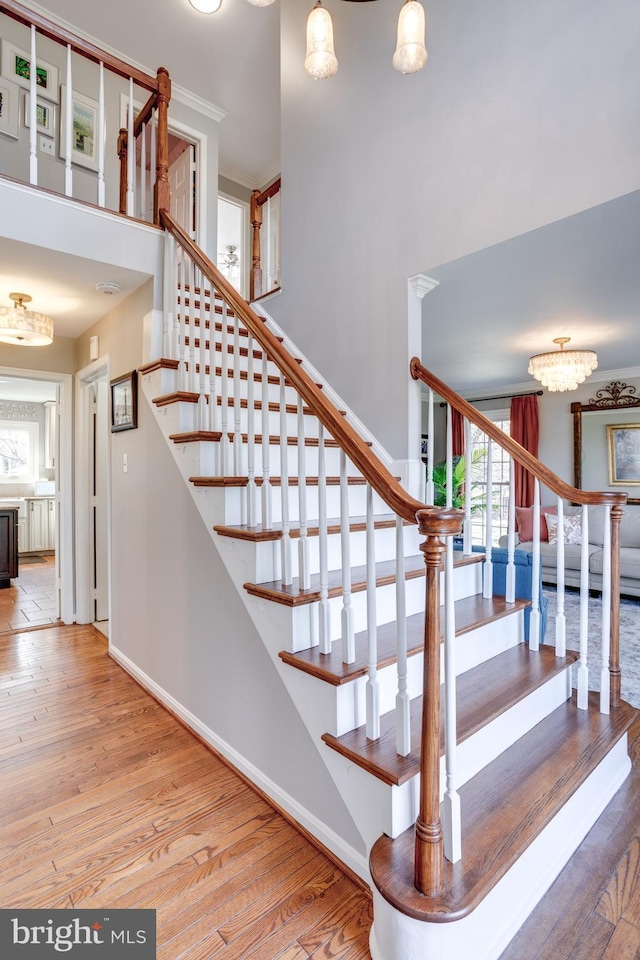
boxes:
[172,82,226,123]
[409,273,439,299]
[109,643,370,884]
[0,365,73,622]
[75,356,111,626]
[219,159,282,193]
[218,191,250,299]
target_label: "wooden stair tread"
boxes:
[321,643,578,786]
[369,693,637,922]
[170,431,222,443]
[246,553,426,607]
[279,594,528,680]
[189,476,248,487]
[214,514,409,542]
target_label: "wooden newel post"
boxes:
[154,67,171,225]
[250,188,263,302]
[117,128,128,215]
[414,505,463,897]
[610,503,624,708]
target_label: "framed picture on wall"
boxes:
[0,39,59,102]
[110,371,137,433]
[0,78,19,139]
[607,423,640,486]
[24,92,55,137]
[59,85,99,171]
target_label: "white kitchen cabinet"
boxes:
[25,498,55,552]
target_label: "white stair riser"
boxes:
[171,437,347,479]
[455,609,525,674]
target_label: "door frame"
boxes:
[0,364,73,622]
[75,356,111,626]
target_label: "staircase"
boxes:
[136,213,635,960]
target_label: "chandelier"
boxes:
[528,337,598,393]
[0,293,54,346]
[188,0,428,79]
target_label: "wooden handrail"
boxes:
[161,210,424,524]
[250,178,281,302]
[0,0,158,90]
[411,357,627,508]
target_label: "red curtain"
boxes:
[510,395,539,507]
[452,408,465,457]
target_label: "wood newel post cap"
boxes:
[156,66,171,99]
[416,506,464,539]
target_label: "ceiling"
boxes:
[36,0,281,188]
[421,189,640,394]
[0,236,152,337]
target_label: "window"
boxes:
[468,411,510,547]
[0,421,39,482]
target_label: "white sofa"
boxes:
[499,503,640,598]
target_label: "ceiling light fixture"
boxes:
[528,337,598,393]
[0,293,54,346]
[188,0,222,13]
[304,0,427,80]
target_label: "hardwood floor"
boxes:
[0,622,372,960]
[2,618,640,959]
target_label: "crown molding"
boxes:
[172,83,226,123]
[409,273,439,299]
[219,159,281,192]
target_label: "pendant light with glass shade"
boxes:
[304,0,427,80]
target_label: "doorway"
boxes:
[76,358,111,632]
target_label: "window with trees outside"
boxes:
[0,421,39,482]
[468,411,511,547]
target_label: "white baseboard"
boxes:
[109,643,371,885]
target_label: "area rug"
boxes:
[543,587,640,708]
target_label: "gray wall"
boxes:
[271,0,640,460]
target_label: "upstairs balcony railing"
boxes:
[250,177,281,301]
[0,0,170,224]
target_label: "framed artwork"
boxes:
[60,85,99,171]
[110,371,138,433]
[24,92,55,137]
[0,77,19,139]
[0,39,59,102]
[607,424,640,486]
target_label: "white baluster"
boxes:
[177,250,187,391]
[445,405,453,509]
[395,515,410,756]
[317,422,331,654]
[600,505,611,713]
[150,112,157,223]
[577,504,590,709]
[233,316,243,474]
[97,62,105,207]
[28,26,37,184]
[297,394,310,590]
[462,415,472,554]
[365,484,380,740]
[280,374,292,586]
[127,77,134,216]
[555,497,566,656]
[425,388,434,505]
[505,457,516,603]
[340,449,355,664]
[529,479,541,651]
[171,239,180,363]
[64,46,73,196]
[188,260,198,393]
[197,268,207,430]
[220,302,231,475]
[266,196,272,290]
[261,353,272,528]
[246,334,257,527]
[208,286,219,437]
[483,438,494,598]
[140,119,147,220]
[443,536,461,862]
[162,231,172,358]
